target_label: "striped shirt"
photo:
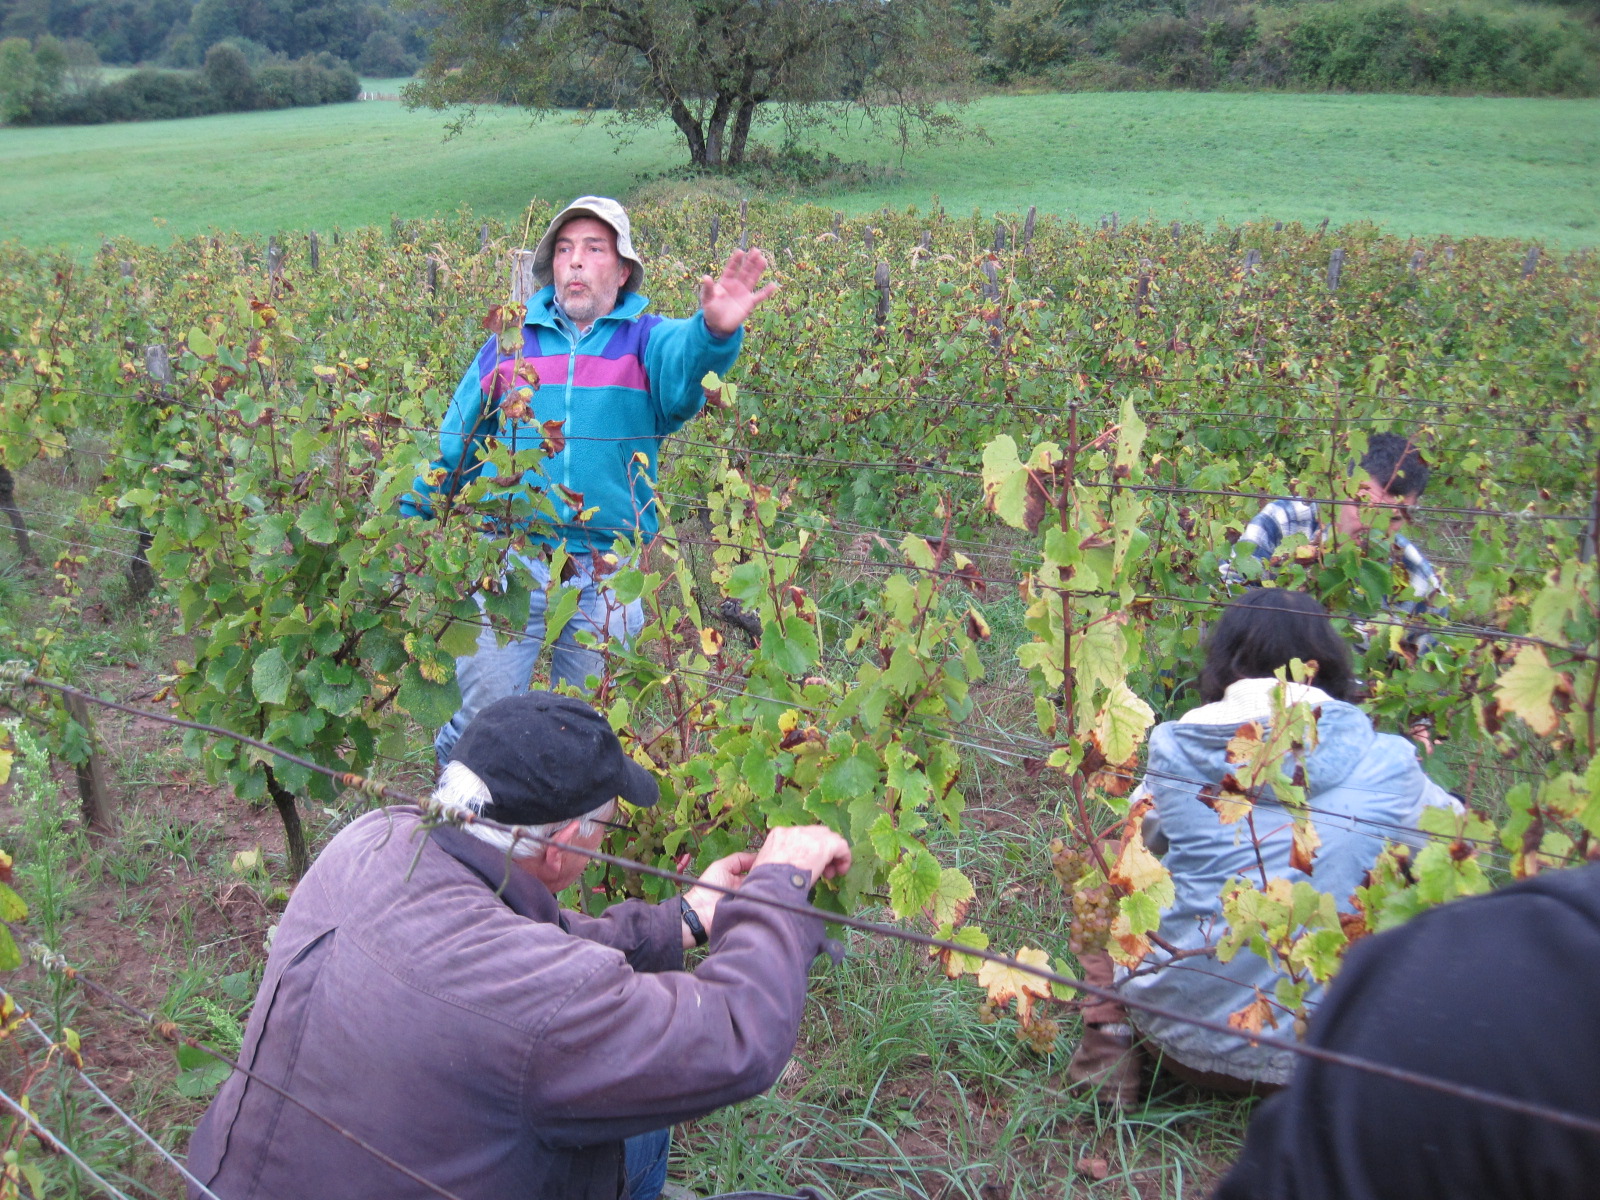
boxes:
[1230,498,1443,603]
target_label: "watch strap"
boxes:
[680,896,709,948]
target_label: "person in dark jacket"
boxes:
[402,196,776,765]
[1214,862,1600,1200]
[186,692,850,1200]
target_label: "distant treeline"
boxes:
[0,0,426,75]
[0,39,358,124]
[975,0,1600,96]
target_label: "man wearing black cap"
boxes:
[402,195,777,767]
[186,693,850,1200]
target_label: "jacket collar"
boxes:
[428,824,564,926]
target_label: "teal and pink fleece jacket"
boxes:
[402,286,742,552]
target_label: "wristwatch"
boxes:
[680,896,709,948]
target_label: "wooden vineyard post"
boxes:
[1243,248,1262,276]
[1409,250,1424,275]
[980,259,1003,351]
[1327,248,1345,292]
[509,250,538,308]
[994,220,1007,252]
[266,236,284,279]
[1023,206,1037,255]
[873,262,891,339]
[1582,445,1599,566]
[480,224,490,254]
[1171,221,1181,242]
[126,344,171,602]
[63,692,115,833]
[864,226,875,253]
[309,231,320,273]
[709,215,720,254]
[1521,246,1540,280]
[739,198,749,250]
[0,464,34,564]
[1134,258,1153,317]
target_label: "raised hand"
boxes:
[699,248,777,338]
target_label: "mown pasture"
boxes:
[2,89,1596,249]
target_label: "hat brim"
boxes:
[616,755,661,810]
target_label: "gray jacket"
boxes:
[186,808,827,1199]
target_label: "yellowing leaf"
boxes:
[1093,681,1155,765]
[0,884,26,923]
[965,607,991,641]
[1289,820,1322,875]
[1495,646,1566,737]
[699,627,724,656]
[1108,906,1151,967]
[231,848,263,875]
[931,923,989,978]
[977,946,1052,1024]
[1227,990,1279,1036]
[925,867,975,927]
[1109,830,1174,910]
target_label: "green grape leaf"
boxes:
[295,498,339,545]
[820,751,879,805]
[398,663,461,730]
[251,647,293,706]
[887,848,941,917]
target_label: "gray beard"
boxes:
[557,286,607,329]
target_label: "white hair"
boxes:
[432,761,615,861]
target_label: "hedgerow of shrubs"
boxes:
[0,38,359,125]
[980,0,1600,96]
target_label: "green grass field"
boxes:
[3,89,1596,250]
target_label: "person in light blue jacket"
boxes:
[1069,589,1458,1100]
[402,197,775,764]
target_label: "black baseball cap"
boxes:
[449,692,659,825]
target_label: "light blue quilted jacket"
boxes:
[1120,688,1455,1083]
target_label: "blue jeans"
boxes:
[624,1128,671,1200]
[434,550,644,764]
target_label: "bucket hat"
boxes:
[530,195,644,293]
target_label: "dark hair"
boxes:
[1360,433,1430,500]
[1198,590,1356,703]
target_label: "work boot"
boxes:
[1066,1022,1143,1107]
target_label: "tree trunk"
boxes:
[0,465,35,563]
[704,92,734,168]
[264,766,309,879]
[728,96,761,166]
[642,46,709,167]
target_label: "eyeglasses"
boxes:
[592,816,632,837]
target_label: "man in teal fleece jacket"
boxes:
[404,196,775,763]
